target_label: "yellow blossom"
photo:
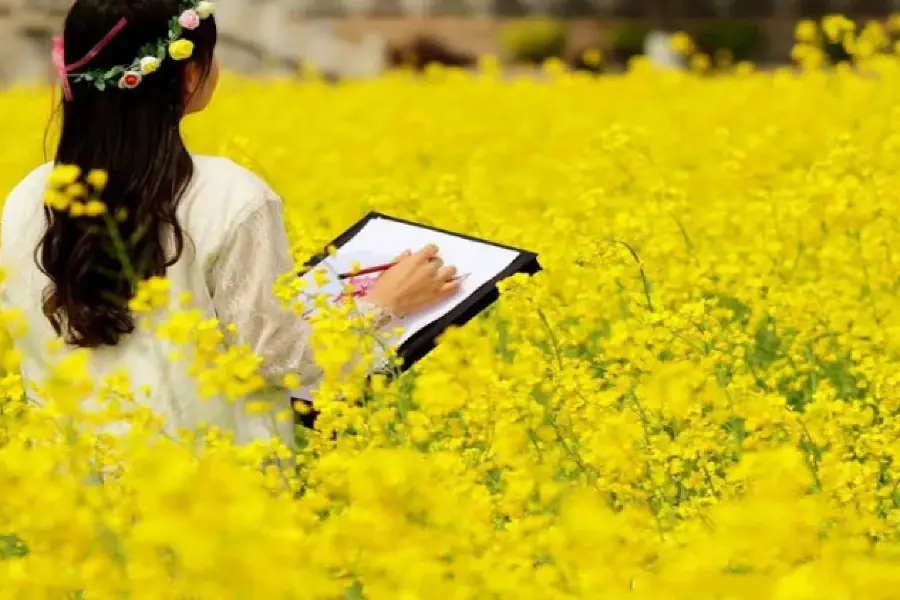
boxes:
[283,373,301,389]
[581,48,603,67]
[83,200,106,216]
[46,164,80,187]
[69,200,85,217]
[65,182,87,198]
[670,32,694,55]
[85,168,108,190]
[795,20,819,43]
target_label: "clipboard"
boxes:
[303,211,541,370]
[294,212,541,428]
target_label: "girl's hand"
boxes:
[367,244,460,318]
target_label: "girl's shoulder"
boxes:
[181,155,281,238]
[190,155,278,201]
[3,162,55,219]
[1,162,55,261]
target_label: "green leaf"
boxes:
[0,534,28,559]
[344,582,365,600]
[94,79,106,91]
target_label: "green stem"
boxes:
[615,240,654,312]
[101,212,139,286]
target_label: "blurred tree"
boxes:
[500,17,567,63]
[695,20,765,61]
[607,21,651,64]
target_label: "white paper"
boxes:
[334,217,519,344]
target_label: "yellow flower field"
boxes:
[3,21,900,598]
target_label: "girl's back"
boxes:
[2,155,297,443]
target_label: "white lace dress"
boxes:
[0,156,388,446]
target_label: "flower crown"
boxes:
[52,0,216,98]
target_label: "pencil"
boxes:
[338,264,472,283]
[337,262,397,280]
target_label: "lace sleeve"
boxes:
[207,196,392,392]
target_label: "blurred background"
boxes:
[0,0,895,85]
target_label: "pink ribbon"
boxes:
[52,17,128,101]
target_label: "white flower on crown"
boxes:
[139,56,161,75]
[196,1,216,18]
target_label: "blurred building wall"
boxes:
[298,0,897,17]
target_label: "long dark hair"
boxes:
[38,0,217,348]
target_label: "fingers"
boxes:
[413,244,439,263]
[440,278,462,295]
[391,249,412,263]
[437,266,457,281]
[437,266,461,297]
[403,244,463,298]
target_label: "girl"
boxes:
[0,0,460,444]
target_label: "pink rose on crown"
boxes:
[178,9,201,30]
